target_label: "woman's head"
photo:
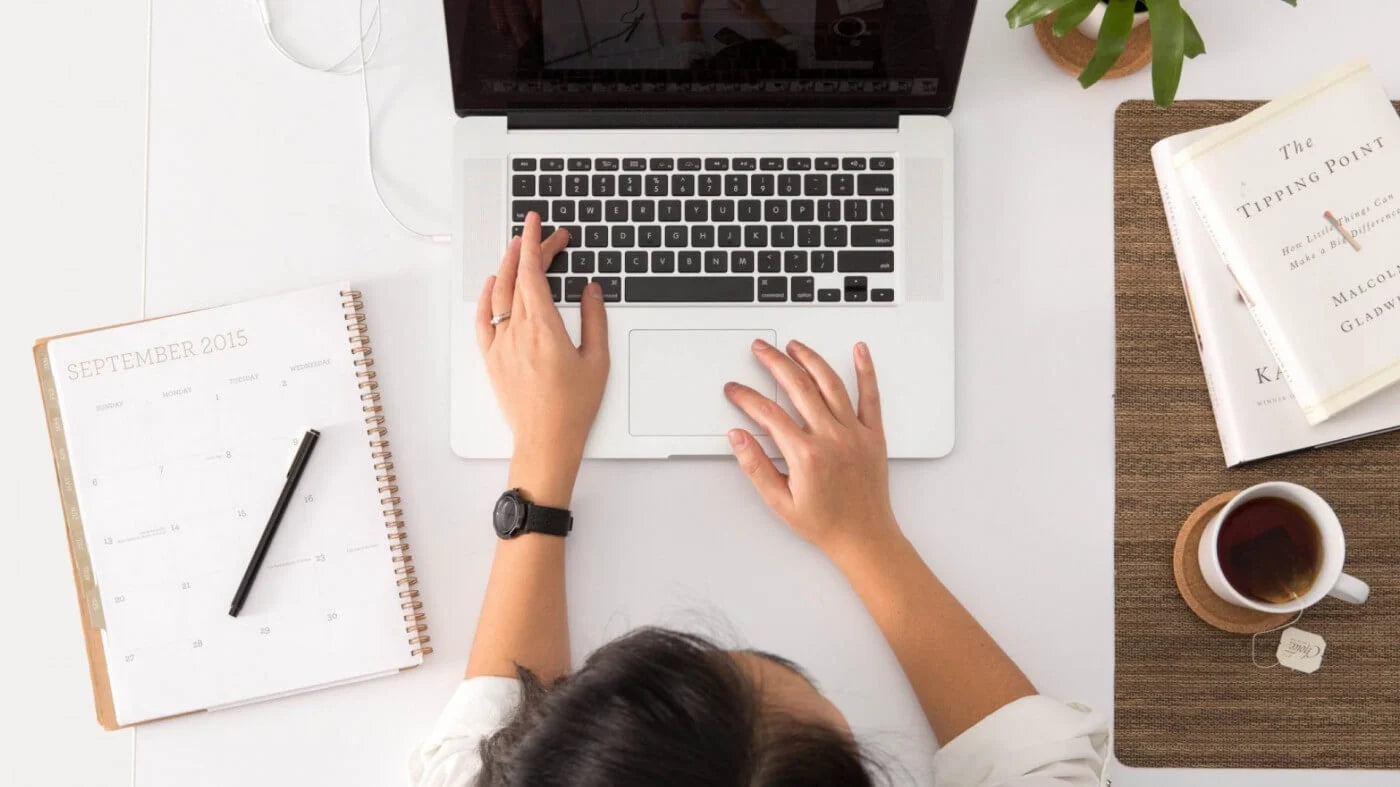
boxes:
[476,628,882,786]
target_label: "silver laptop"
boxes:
[446,1,973,459]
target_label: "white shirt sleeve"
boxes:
[408,677,522,787]
[930,696,1110,787]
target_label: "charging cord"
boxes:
[258,0,451,244]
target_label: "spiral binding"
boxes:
[342,290,432,658]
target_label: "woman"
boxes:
[410,214,1108,786]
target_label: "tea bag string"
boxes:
[1251,610,1305,669]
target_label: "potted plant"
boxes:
[1006,0,1297,107]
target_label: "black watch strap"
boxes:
[495,489,573,539]
[523,501,573,537]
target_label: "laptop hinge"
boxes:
[507,109,901,131]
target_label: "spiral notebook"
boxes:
[34,284,429,730]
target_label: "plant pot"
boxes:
[1076,2,1149,40]
[1033,3,1152,80]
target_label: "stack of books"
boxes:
[1153,58,1400,466]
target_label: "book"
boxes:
[34,284,430,729]
[1173,58,1400,424]
[1155,127,1400,466]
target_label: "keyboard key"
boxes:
[772,225,795,247]
[580,200,602,222]
[547,250,567,273]
[718,225,741,247]
[512,175,536,197]
[872,199,894,221]
[692,225,715,247]
[611,226,636,247]
[679,157,702,171]
[705,251,728,273]
[623,157,648,171]
[792,276,816,302]
[711,200,735,222]
[626,276,754,303]
[764,200,787,221]
[803,175,827,196]
[567,158,592,171]
[571,251,595,273]
[678,251,702,273]
[585,226,608,247]
[739,200,762,222]
[592,174,616,197]
[540,224,556,241]
[649,157,675,171]
[593,276,622,302]
[606,200,629,222]
[513,158,538,171]
[784,250,808,273]
[786,157,812,171]
[745,225,768,247]
[831,174,854,196]
[564,276,588,301]
[664,225,688,247]
[844,276,868,303]
[818,288,841,302]
[871,288,895,302]
[631,200,655,222]
[824,225,848,247]
[699,174,722,197]
[798,225,821,247]
[760,157,784,171]
[816,157,839,171]
[704,158,729,171]
[733,157,757,171]
[541,158,565,171]
[660,200,682,222]
[725,175,748,196]
[731,250,755,273]
[645,175,668,196]
[512,200,547,222]
[639,225,662,247]
[565,175,588,196]
[791,199,814,222]
[818,199,841,222]
[758,276,788,302]
[842,157,867,171]
[851,225,894,247]
[685,200,708,222]
[561,225,582,248]
[510,224,523,237]
[651,251,675,273]
[619,175,642,197]
[844,200,869,222]
[752,174,775,196]
[552,200,576,222]
[838,250,894,272]
[540,175,563,197]
[595,158,620,171]
[857,174,895,196]
[812,250,835,273]
[599,251,622,273]
[778,175,801,196]
[672,174,695,196]
[547,276,562,301]
[871,157,895,171]
[625,251,648,273]
[758,251,781,272]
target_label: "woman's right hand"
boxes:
[724,340,901,560]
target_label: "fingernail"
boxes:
[728,430,746,448]
[723,381,737,394]
[752,338,769,351]
[787,338,804,353]
[856,342,870,361]
[586,282,603,299]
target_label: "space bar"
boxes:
[625,277,755,302]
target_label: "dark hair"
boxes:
[476,628,882,786]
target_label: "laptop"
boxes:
[445,0,974,459]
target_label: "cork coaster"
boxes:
[1034,15,1152,80]
[1173,490,1294,634]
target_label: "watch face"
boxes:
[494,493,524,538]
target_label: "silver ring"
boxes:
[490,311,511,326]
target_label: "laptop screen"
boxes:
[443,1,976,117]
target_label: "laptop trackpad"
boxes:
[629,329,777,437]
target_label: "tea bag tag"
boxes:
[1276,627,1325,674]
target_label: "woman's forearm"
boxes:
[831,527,1036,744]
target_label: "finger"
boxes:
[527,0,541,20]
[728,429,793,516]
[854,342,883,431]
[475,275,497,354]
[724,381,803,447]
[518,228,568,313]
[492,224,527,320]
[785,339,856,425]
[752,339,833,428]
[578,282,610,363]
[507,1,532,47]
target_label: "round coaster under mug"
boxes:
[1173,490,1295,634]
[1033,16,1153,80]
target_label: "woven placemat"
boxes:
[1114,100,1400,769]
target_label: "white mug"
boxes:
[1198,482,1370,613]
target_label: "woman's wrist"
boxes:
[508,448,582,509]
[824,515,907,576]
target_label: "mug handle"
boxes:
[1328,572,1370,605]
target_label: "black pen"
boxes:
[229,428,320,617]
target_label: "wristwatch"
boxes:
[493,489,573,539]
[681,11,699,20]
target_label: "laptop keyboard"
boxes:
[508,155,896,305]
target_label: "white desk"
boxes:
[4,1,1400,785]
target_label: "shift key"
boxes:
[838,250,894,273]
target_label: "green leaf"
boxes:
[1077,0,1135,89]
[1006,0,1077,28]
[1276,0,1297,5]
[1053,0,1100,36]
[1149,0,1185,106]
[1182,11,1205,58]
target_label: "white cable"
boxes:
[257,0,382,75]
